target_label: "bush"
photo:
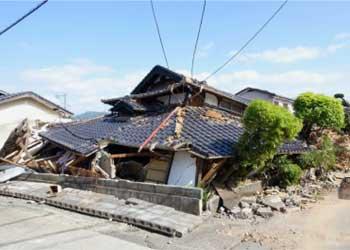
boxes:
[299,136,336,171]
[278,162,302,188]
[294,93,345,138]
[266,156,302,188]
[237,100,302,172]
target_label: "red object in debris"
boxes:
[138,107,180,152]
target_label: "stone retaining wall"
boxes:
[16,173,203,215]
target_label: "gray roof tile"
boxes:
[41,106,308,158]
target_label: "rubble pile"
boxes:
[0,119,107,178]
[310,129,350,170]
[218,171,340,220]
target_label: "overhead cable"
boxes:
[204,0,289,81]
[150,0,170,68]
[0,0,48,37]
[190,0,207,77]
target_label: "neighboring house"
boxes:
[0,91,73,148]
[235,87,295,112]
[40,65,307,187]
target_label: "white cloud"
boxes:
[335,32,350,41]
[232,47,321,63]
[20,59,146,113]
[230,33,350,64]
[204,70,349,98]
[18,59,350,114]
[326,42,349,53]
[197,42,214,58]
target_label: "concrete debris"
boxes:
[205,194,220,212]
[0,181,202,237]
[260,195,285,212]
[311,129,350,170]
[239,201,250,209]
[239,196,257,204]
[240,207,253,219]
[256,207,274,218]
[217,171,341,220]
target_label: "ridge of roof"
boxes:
[0,91,73,115]
[235,87,294,102]
[0,90,9,96]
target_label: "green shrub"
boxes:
[294,93,345,138]
[278,163,302,187]
[299,136,336,171]
[267,156,302,188]
[237,100,302,173]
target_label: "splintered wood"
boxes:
[0,119,105,178]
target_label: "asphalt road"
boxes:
[0,197,151,250]
[0,191,349,250]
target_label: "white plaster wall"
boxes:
[167,151,197,187]
[204,93,218,106]
[0,98,63,149]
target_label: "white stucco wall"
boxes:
[167,151,197,187]
[0,98,64,149]
[239,90,294,113]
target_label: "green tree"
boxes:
[237,100,302,174]
[294,92,345,138]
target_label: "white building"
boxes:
[235,87,295,112]
[0,90,73,148]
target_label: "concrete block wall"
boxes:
[16,173,203,215]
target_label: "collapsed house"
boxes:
[0,66,308,187]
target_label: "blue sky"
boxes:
[0,1,349,113]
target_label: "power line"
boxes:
[204,0,289,81]
[150,0,170,68]
[0,0,48,37]
[190,0,207,78]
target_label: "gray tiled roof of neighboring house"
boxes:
[41,106,308,159]
[235,87,294,103]
[0,91,73,115]
[0,90,8,96]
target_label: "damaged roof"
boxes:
[0,91,73,116]
[41,106,308,159]
[107,96,163,114]
[102,65,250,107]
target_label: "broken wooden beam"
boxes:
[201,159,226,186]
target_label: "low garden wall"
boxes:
[16,173,203,215]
